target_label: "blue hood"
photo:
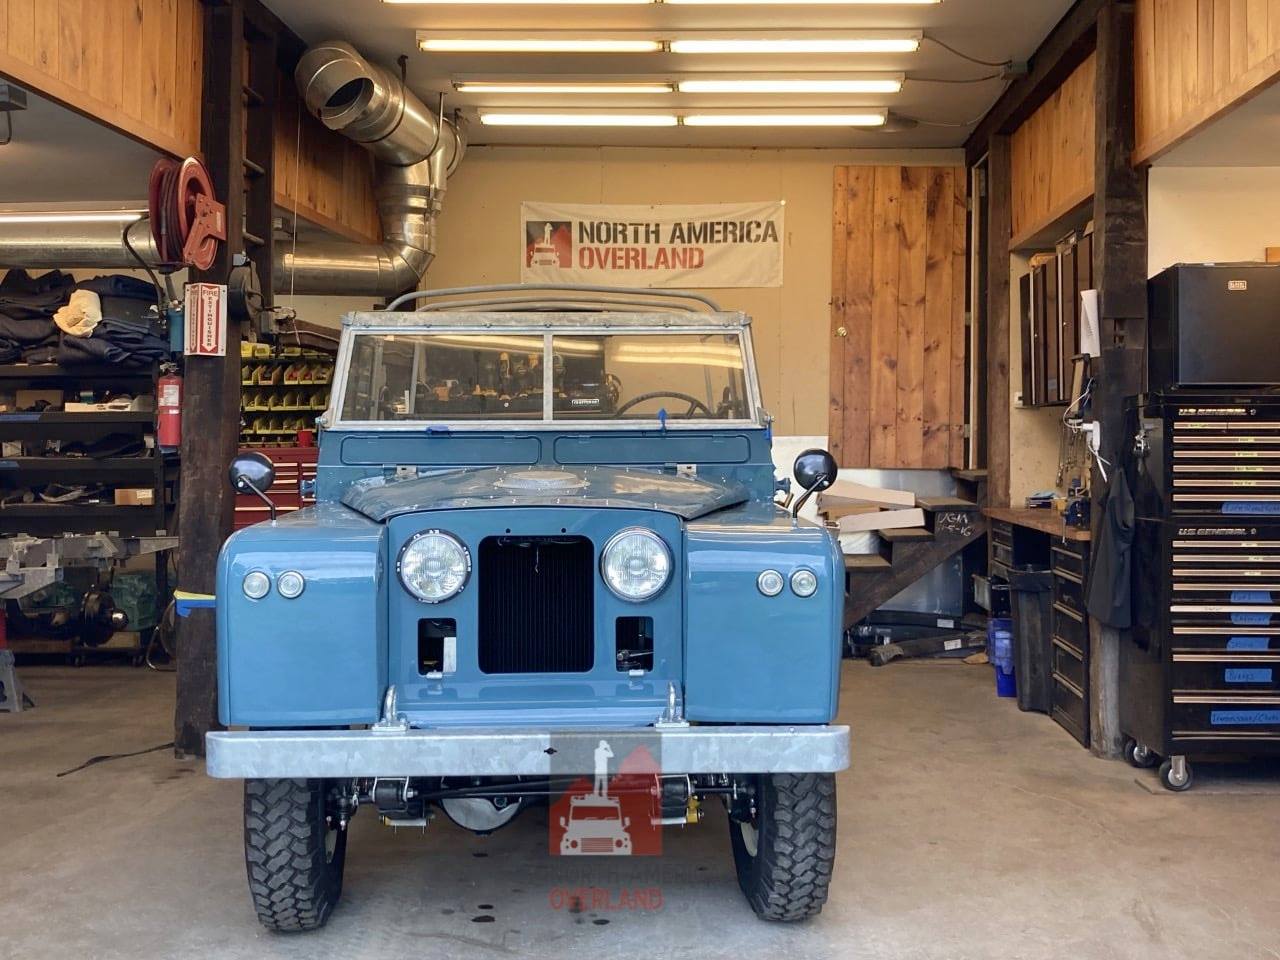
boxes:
[341,465,749,522]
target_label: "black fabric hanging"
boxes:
[1086,467,1135,629]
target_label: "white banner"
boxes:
[520,200,784,289]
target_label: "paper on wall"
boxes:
[1079,289,1100,357]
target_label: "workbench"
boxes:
[984,507,1093,747]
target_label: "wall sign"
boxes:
[520,201,784,289]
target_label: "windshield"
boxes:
[338,329,753,424]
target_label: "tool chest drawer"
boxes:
[1053,569,1086,616]
[1170,654,1280,692]
[1051,542,1088,579]
[1051,601,1088,652]
[1167,695,1280,742]
[1052,674,1089,746]
[1170,626,1280,653]
[1052,637,1087,689]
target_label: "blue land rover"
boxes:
[207,285,850,930]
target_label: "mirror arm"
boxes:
[238,478,277,522]
[792,473,830,518]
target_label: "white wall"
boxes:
[1148,166,1280,275]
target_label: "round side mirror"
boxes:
[793,448,838,492]
[229,451,276,495]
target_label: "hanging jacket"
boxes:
[1086,467,1135,629]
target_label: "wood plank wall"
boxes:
[1010,53,1097,245]
[1135,0,1280,164]
[0,0,203,158]
[273,70,380,244]
[829,165,967,470]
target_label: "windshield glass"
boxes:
[338,330,752,423]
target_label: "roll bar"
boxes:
[382,283,722,313]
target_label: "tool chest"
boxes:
[1122,391,1280,789]
[1050,538,1091,746]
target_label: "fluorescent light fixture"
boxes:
[683,111,888,126]
[393,0,647,3]
[420,37,662,53]
[668,0,938,4]
[0,211,144,224]
[480,112,678,126]
[677,76,903,94]
[456,81,674,94]
[670,35,922,55]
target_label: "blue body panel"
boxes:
[387,508,684,727]
[217,422,844,732]
[684,503,844,723]
[217,503,388,726]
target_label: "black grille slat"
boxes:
[478,536,594,673]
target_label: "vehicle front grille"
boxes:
[478,535,594,674]
[582,838,615,854]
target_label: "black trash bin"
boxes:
[1008,566,1054,713]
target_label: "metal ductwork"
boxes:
[0,214,159,269]
[0,42,462,298]
[278,40,465,296]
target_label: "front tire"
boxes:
[729,772,837,921]
[244,778,347,931]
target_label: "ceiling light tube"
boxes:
[0,211,145,224]
[671,34,921,55]
[393,0,648,3]
[682,111,888,126]
[667,0,938,4]
[677,76,903,94]
[420,37,662,53]
[480,112,678,126]
[456,81,674,94]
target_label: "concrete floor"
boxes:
[3,660,1279,960]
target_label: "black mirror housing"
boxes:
[793,448,838,492]
[229,452,278,521]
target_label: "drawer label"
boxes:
[1228,636,1272,650]
[1231,590,1273,604]
[1210,709,1280,725]
[1225,668,1274,684]
[1224,501,1280,515]
[1232,612,1273,625]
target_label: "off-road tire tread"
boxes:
[244,778,345,932]
[735,772,837,921]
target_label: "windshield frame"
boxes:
[327,310,765,431]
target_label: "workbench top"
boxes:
[983,507,1091,542]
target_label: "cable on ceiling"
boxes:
[924,35,1014,69]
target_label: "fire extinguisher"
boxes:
[157,364,182,451]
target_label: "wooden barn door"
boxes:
[829,165,967,469]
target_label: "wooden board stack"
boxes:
[816,480,924,535]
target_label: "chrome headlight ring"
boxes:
[397,529,472,604]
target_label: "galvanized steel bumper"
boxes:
[205,724,850,779]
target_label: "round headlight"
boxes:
[757,569,784,597]
[277,570,306,599]
[601,527,672,602]
[791,568,818,598]
[242,570,271,600]
[398,530,470,603]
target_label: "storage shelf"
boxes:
[0,363,157,382]
[0,456,160,475]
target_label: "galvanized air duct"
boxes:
[278,40,466,296]
[0,42,462,297]
[0,213,159,270]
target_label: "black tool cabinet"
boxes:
[1122,391,1280,790]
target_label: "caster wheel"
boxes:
[1124,738,1159,769]
[1158,758,1193,792]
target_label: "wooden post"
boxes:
[174,0,247,758]
[1089,0,1146,760]
[984,136,1013,508]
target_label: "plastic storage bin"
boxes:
[987,617,1016,698]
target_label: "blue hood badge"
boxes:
[342,465,748,522]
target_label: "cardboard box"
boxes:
[114,488,155,507]
[836,507,925,533]
[820,480,916,510]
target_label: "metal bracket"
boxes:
[675,463,697,478]
[372,685,409,734]
[655,681,690,729]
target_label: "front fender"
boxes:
[217,503,388,727]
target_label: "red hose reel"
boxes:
[147,157,226,271]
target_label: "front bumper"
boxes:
[205,724,850,779]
